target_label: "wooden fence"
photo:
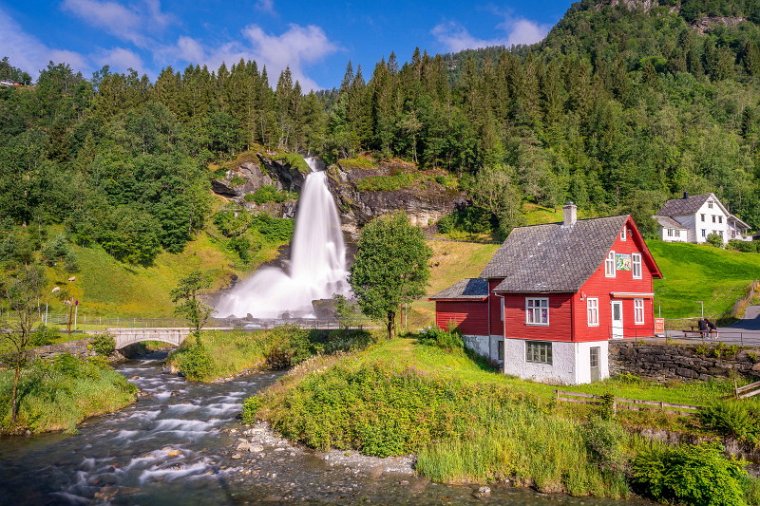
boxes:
[735,380,760,399]
[555,390,700,415]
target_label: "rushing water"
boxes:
[215,157,350,319]
[0,355,653,505]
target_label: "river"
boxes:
[0,355,650,505]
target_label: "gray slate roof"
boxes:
[429,278,489,300]
[657,194,711,217]
[653,215,687,230]
[480,215,629,294]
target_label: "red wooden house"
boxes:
[430,203,663,384]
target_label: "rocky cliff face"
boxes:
[212,151,464,236]
[692,15,747,34]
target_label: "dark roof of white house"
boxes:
[657,193,713,217]
[653,215,687,230]
[481,215,630,293]
[429,278,489,300]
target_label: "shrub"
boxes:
[356,172,424,192]
[228,235,254,263]
[630,443,747,506]
[583,416,626,471]
[250,214,294,243]
[417,327,463,352]
[242,396,261,424]
[263,325,313,370]
[213,206,251,237]
[244,185,296,205]
[436,205,493,235]
[337,156,376,170]
[270,152,310,173]
[91,334,116,356]
[706,232,724,248]
[172,340,213,381]
[31,326,58,346]
[727,240,757,253]
[698,402,760,445]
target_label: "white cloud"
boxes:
[61,0,173,47]
[255,0,275,14]
[94,47,145,73]
[159,24,338,91]
[432,16,550,52]
[0,7,88,76]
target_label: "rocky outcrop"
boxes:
[609,341,760,381]
[693,16,747,35]
[326,160,466,235]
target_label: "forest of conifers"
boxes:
[1,0,759,265]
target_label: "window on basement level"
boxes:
[605,251,616,277]
[497,340,504,361]
[526,298,549,325]
[587,298,599,326]
[634,299,645,325]
[632,253,642,279]
[526,341,552,365]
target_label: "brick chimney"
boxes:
[563,202,577,227]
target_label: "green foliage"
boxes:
[707,232,725,248]
[263,325,313,370]
[699,402,760,445]
[582,416,626,472]
[91,334,115,356]
[728,240,759,253]
[244,185,297,204]
[350,212,432,338]
[250,213,294,242]
[337,156,377,170]
[0,354,136,433]
[171,270,212,335]
[630,443,747,506]
[30,325,58,347]
[171,338,213,381]
[417,326,463,352]
[271,152,310,173]
[437,205,493,235]
[241,396,261,424]
[356,172,424,191]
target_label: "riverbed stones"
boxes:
[473,486,491,498]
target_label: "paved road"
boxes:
[663,306,760,346]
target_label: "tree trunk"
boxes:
[10,360,21,425]
[386,310,396,340]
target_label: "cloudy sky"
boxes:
[0,0,571,90]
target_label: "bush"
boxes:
[213,206,251,237]
[583,416,626,471]
[244,185,297,205]
[91,334,116,356]
[437,205,493,235]
[172,340,213,381]
[337,156,376,170]
[631,443,747,506]
[706,232,724,248]
[728,240,758,253]
[356,172,424,192]
[31,326,58,346]
[699,402,760,445]
[263,325,313,370]
[417,327,463,352]
[242,396,261,424]
[250,214,294,243]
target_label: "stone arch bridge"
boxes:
[107,328,231,350]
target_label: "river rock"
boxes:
[231,453,242,460]
[473,486,491,499]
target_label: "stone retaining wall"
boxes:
[609,340,760,380]
[30,338,95,360]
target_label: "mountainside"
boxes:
[1,0,759,310]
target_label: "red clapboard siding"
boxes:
[488,278,504,335]
[435,301,489,336]
[504,293,573,342]
[573,217,656,341]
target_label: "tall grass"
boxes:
[0,355,137,434]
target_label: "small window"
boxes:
[526,341,552,365]
[526,298,549,325]
[605,251,616,277]
[632,253,642,280]
[667,228,674,237]
[587,298,599,327]
[708,201,714,209]
[701,213,705,222]
[702,229,706,237]
[497,340,504,361]
[634,299,645,325]
[620,227,627,241]
[712,215,716,223]
[719,216,722,224]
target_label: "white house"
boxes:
[654,193,751,244]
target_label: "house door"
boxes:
[611,301,624,339]
[590,346,601,382]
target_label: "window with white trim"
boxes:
[634,299,645,325]
[605,251,616,278]
[701,213,705,222]
[702,229,706,237]
[621,227,627,241]
[525,298,549,325]
[708,201,714,209]
[719,216,723,224]
[587,298,599,327]
[632,253,642,280]
[526,341,552,365]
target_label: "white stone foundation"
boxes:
[503,339,609,385]
[462,335,504,365]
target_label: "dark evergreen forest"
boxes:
[1,0,759,264]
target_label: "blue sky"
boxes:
[0,0,573,90]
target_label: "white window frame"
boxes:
[708,201,714,209]
[621,227,627,241]
[605,251,616,278]
[632,253,642,280]
[701,213,705,222]
[526,341,553,365]
[701,229,706,238]
[587,297,599,327]
[525,298,549,326]
[634,298,645,325]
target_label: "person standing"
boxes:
[698,318,708,338]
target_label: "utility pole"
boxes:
[697,301,704,318]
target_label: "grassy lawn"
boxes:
[650,241,760,320]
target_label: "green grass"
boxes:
[355,171,426,192]
[337,155,377,170]
[0,355,137,434]
[650,241,760,320]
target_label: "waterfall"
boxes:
[215,157,350,318]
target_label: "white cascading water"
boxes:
[215,157,350,318]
